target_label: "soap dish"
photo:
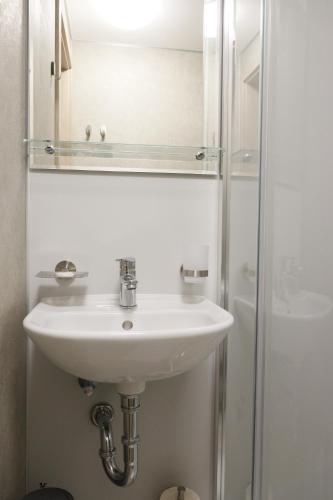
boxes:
[36,260,88,279]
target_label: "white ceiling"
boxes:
[65,0,204,51]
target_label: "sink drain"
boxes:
[122,320,133,331]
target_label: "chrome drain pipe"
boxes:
[91,395,140,487]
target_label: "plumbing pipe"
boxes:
[91,395,140,487]
[78,378,97,396]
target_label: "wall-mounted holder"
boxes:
[180,266,209,279]
[181,244,209,284]
[36,260,89,279]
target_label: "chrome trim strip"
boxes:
[252,0,269,499]
[214,0,233,499]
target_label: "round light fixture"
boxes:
[103,0,162,31]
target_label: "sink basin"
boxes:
[23,294,233,394]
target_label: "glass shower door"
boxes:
[254,1,333,499]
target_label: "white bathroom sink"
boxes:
[23,294,233,394]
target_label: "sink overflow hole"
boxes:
[122,320,133,331]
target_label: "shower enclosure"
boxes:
[254,0,333,499]
[219,0,333,499]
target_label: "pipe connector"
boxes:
[78,378,97,397]
[91,395,140,487]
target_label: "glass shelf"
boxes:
[25,139,223,175]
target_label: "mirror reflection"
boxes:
[29,0,222,173]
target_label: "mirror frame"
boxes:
[27,0,224,176]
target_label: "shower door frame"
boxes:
[214,0,267,499]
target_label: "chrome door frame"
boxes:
[214,0,268,499]
[252,0,269,499]
[213,0,234,498]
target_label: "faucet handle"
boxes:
[124,275,138,290]
[116,257,136,277]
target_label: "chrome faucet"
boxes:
[116,257,137,308]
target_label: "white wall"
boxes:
[30,0,55,139]
[27,171,219,500]
[259,1,333,499]
[69,41,203,146]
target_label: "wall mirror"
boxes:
[28,0,223,174]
